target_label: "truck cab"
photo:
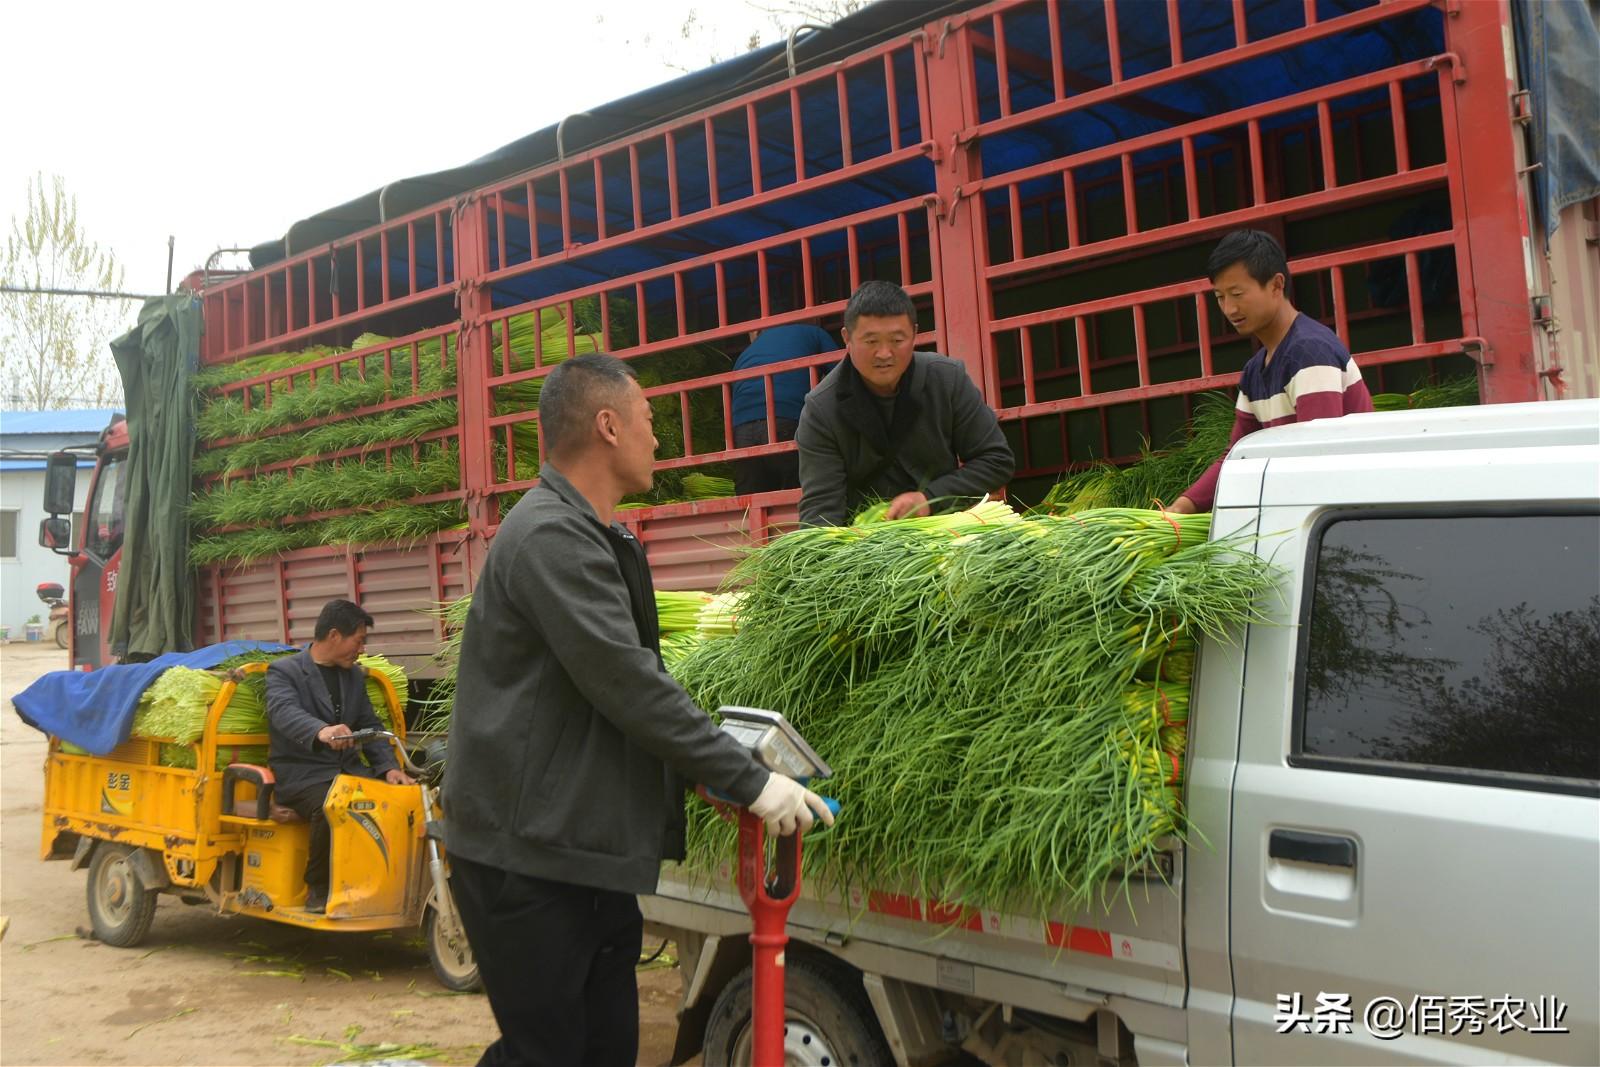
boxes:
[38,416,129,671]
[1194,398,1599,1064]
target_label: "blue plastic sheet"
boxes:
[12,640,296,755]
[1513,0,1600,241]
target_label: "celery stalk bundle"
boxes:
[413,501,1270,914]
[195,334,454,444]
[412,596,473,736]
[682,473,735,500]
[669,502,1275,915]
[657,590,715,672]
[1044,376,1478,514]
[187,502,464,567]
[655,590,713,632]
[490,304,602,483]
[131,652,408,770]
[189,443,459,531]
[190,332,462,566]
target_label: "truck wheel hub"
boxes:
[733,1013,839,1067]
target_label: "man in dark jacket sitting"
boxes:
[266,599,413,914]
[442,352,833,1067]
[796,280,1015,525]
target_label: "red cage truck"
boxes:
[35,0,1599,1063]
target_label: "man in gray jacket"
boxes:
[442,353,833,1067]
[266,599,413,914]
[796,281,1015,525]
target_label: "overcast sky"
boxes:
[2,0,777,300]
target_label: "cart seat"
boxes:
[221,764,304,824]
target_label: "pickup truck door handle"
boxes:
[1269,829,1357,869]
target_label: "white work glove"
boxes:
[747,773,836,837]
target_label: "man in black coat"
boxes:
[266,599,413,913]
[443,353,833,1067]
[796,280,1015,525]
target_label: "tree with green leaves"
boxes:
[0,173,132,410]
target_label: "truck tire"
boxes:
[703,954,892,1067]
[86,843,158,947]
[424,901,481,992]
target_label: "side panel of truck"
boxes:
[195,531,473,675]
[175,0,1575,667]
[647,858,1189,1053]
[1227,417,1600,1064]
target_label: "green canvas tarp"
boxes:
[108,293,201,658]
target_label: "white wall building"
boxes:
[0,410,119,637]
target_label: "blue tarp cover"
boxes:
[1513,0,1600,240]
[12,640,296,755]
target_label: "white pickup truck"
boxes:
[643,399,1600,1067]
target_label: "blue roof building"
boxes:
[0,409,118,637]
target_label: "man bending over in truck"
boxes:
[266,599,414,914]
[1168,229,1374,514]
[796,280,1015,525]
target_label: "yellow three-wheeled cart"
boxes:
[39,663,478,990]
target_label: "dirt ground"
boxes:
[0,642,690,1066]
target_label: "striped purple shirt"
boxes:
[1184,313,1373,510]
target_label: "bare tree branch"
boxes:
[0,173,133,410]
[656,0,870,71]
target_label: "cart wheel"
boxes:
[703,955,891,1067]
[85,844,157,947]
[53,621,68,650]
[424,899,480,992]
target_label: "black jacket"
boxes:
[795,352,1015,526]
[266,650,396,799]
[441,465,770,895]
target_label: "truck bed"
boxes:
[644,848,1187,1040]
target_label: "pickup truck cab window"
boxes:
[1296,512,1599,789]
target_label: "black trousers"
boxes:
[277,770,378,899]
[449,854,644,1067]
[276,780,336,898]
[732,418,801,496]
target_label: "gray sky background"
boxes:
[2,0,776,301]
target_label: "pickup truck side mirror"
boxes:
[43,452,78,516]
[39,516,72,554]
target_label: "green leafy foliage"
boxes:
[195,400,459,476]
[190,444,459,530]
[667,506,1274,915]
[134,653,407,769]
[194,335,454,443]
[1043,376,1480,514]
[187,502,465,567]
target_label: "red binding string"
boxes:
[1152,498,1184,547]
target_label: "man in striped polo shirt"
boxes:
[1169,229,1374,514]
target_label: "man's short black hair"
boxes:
[843,281,918,332]
[1206,229,1291,289]
[315,599,373,641]
[538,353,638,458]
